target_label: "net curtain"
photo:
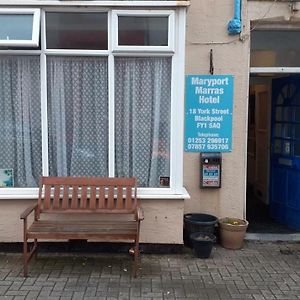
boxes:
[0,56,41,187]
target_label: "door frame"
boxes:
[251,67,300,74]
[248,68,300,217]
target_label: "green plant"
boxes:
[221,218,244,225]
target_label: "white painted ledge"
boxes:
[138,187,190,199]
[246,233,300,242]
[0,1,190,7]
[0,187,190,200]
[250,67,300,74]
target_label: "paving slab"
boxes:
[0,241,299,299]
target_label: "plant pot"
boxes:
[190,232,216,258]
[219,217,249,250]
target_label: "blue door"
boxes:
[270,76,300,229]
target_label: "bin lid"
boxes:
[184,213,218,225]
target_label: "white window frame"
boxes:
[0,8,40,47]
[0,7,187,199]
[112,10,175,53]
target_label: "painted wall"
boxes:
[183,0,250,219]
[0,0,251,244]
[248,1,295,22]
[2,1,297,244]
[0,199,184,243]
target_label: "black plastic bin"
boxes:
[190,232,216,258]
[184,213,218,248]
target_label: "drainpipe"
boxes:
[228,0,242,35]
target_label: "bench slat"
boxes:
[99,186,105,209]
[71,186,79,209]
[125,187,132,210]
[27,232,136,240]
[62,185,69,209]
[39,209,136,214]
[116,186,123,209]
[30,226,136,233]
[80,186,87,209]
[31,224,136,229]
[30,226,136,232]
[108,186,114,209]
[90,186,96,209]
[30,221,135,227]
[53,185,61,209]
[43,185,51,210]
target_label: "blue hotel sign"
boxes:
[185,75,234,152]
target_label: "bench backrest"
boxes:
[37,176,137,214]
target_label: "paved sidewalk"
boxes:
[0,241,299,300]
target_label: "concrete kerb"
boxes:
[246,232,300,242]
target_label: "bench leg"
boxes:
[134,239,140,278]
[34,239,38,259]
[23,238,38,277]
[23,238,28,277]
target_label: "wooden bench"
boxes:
[20,176,144,277]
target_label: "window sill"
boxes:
[138,188,190,199]
[0,187,190,200]
[0,1,191,7]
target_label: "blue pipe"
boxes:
[228,0,241,35]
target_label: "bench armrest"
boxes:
[136,207,144,221]
[20,204,38,220]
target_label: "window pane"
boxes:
[114,57,171,187]
[0,14,33,40]
[275,107,282,121]
[295,142,300,156]
[274,124,282,137]
[118,16,168,46]
[251,30,300,67]
[295,124,300,139]
[292,91,300,105]
[46,13,107,50]
[47,57,108,176]
[283,107,292,122]
[283,124,292,138]
[0,56,41,187]
[295,107,300,122]
[274,139,281,154]
[276,94,284,105]
[283,140,291,155]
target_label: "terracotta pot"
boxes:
[219,218,249,250]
